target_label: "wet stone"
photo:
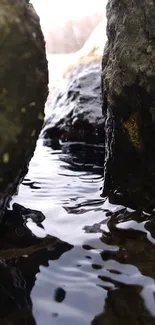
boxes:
[42,63,104,145]
[102,0,155,208]
[0,0,48,221]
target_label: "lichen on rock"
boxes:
[123,113,143,151]
[102,0,155,208]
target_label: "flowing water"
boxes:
[1,137,155,325]
[2,53,155,324]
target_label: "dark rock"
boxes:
[92,286,155,325]
[102,0,155,208]
[0,0,48,221]
[0,203,72,253]
[0,204,72,325]
[4,203,45,226]
[90,207,155,325]
[42,63,104,144]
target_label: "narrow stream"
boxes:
[3,138,155,325]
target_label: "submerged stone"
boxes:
[102,0,155,208]
[0,0,48,221]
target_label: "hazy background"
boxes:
[30,0,107,53]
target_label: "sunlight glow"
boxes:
[31,0,107,37]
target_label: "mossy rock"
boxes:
[0,0,48,221]
[102,0,155,208]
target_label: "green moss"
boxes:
[0,113,21,151]
[21,107,26,113]
[123,113,142,150]
[114,87,121,96]
[2,88,7,95]
[3,153,9,164]
[38,112,44,121]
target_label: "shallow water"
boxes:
[0,138,153,324]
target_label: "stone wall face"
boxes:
[0,0,48,220]
[102,0,155,208]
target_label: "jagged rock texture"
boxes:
[102,0,155,208]
[0,0,48,221]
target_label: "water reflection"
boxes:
[84,207,155,323]
[0,203,72,325]
[92,285,154,325]
[44,140,105,174]
[7,139,155,324]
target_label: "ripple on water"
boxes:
[5,139,155,325]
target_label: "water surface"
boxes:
[1,139,155,325]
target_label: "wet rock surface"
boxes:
[0,203,72,325]
[102,0,155,208]
[42,62,104,144]
[86,207,155,325]
[0,0,48,221]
